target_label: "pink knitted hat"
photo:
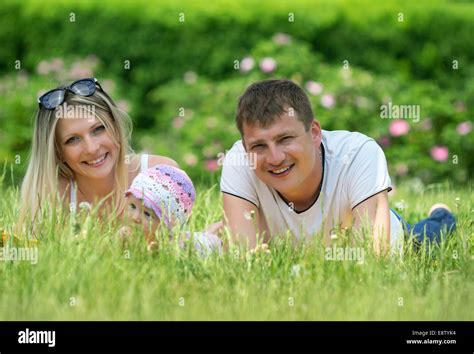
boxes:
[125,165,196,228]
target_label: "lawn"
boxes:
[0,175,472,321]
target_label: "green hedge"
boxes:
[0,0,472,186]
[2,0,473,86]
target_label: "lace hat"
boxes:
[125,165,196,228]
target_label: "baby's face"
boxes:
[125,194,160,243]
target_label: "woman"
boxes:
[16,77,178,236]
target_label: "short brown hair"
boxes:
[236,79,314,134]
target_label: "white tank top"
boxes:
[69,154,149,214]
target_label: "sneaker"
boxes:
[428,203,451,217]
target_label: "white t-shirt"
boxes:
[220,130,403,249]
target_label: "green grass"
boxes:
[0,173,472,320]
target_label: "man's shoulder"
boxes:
[226,140,245,154]
[322,130,376,155]
[322,129,374,145]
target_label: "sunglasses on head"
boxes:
[38,78,103,110]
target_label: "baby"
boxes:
[120,164,222,256]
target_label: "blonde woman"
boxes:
[16,78,178,236]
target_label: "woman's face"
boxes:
[56,116,118,180]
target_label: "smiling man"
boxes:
[220,79,401,254]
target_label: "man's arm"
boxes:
[352,190,390,257]
[223,193,265,250]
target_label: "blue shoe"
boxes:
[412,203,456,249]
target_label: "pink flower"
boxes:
[17,70,28,85]
[85,54,99,67]
[454,101,465,113]
[70,62,93,78]
[421,118,432,131]
[240,57,255,73]
[395,163,408,176]
[205,159,219,172]
[184,109,194,120]
[202,146,214,158]
[116,100,130,113]
[456,121,472,135]
[37,61,50,75]
[183,153,198,167]
[259,57,277,73]
[305,81,323,96]
[102,79,116,93]
[377,135,391,148]
[49,58,64,73]
[172,117,184,130]
[389,119,410,137]
[272,32,291,45]
[184,71,197,84]
[430,146,449,162]
[206,116,218,129]
[320,94,335,109]
[355,96,369,108]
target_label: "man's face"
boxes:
[242,112,322,199]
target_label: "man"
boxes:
[221,79,456,254]
[220,79,403,255]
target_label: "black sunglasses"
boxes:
[38,78,103,110]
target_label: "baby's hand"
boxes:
[118,226,133,246]
[147,240,159,253]
[119,225,159,253]
[250,243,271,255]
[205,220,224,235]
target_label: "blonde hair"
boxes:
[16,87,134,237]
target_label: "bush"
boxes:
[0,0,472,186]
[149,36,473,184]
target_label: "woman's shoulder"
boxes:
[128,154,179,179]
[130,153,178,168]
